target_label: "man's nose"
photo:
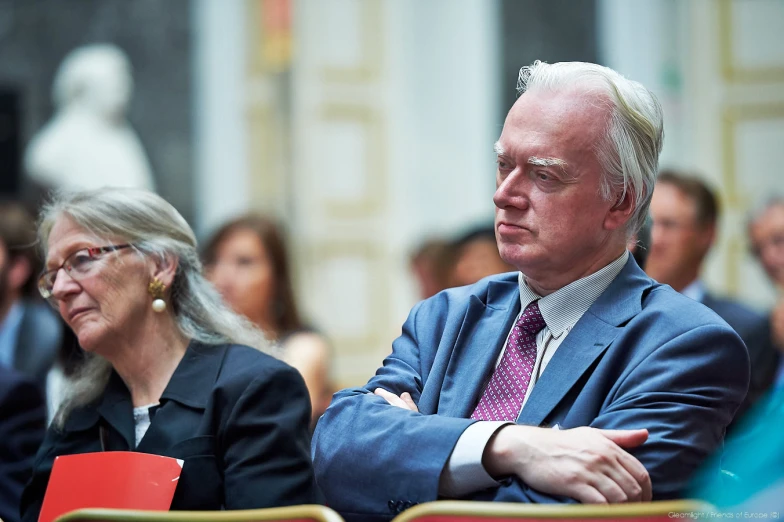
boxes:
[493,169,529,210]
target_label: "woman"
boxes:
[202,215,331,427]
[21,188,317,520]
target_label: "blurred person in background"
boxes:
[0,366,45,522]
[203,214,332,429]
[409,238,454,299]
[0,201,61,391]
[22,189,317,521]
[749,197,784,394]
[646,171,770,421]
[448,225,514,287]
[24,44,154,197]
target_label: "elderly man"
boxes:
[312,61,748,522]
[749,198,784,395]
[646,171,770,421]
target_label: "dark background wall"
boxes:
[0,0,194,223]
[500,0,598,118]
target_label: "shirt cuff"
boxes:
[438,420,511,498]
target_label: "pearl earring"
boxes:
[148,278,167,313]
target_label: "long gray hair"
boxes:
[39,188,269,428]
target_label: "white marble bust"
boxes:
[24,44,155,191]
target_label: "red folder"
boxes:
[38,452,183,522]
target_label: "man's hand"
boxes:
[483,425,651,504]
[374,388,418,412]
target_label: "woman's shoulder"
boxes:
[208,342,305,390]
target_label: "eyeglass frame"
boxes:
[38,243,134,301]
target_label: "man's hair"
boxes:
[516,61,664,236]
[0,200,39,296]
[657,170,719,227]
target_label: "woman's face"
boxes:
[205,228,275,327]
[45,216,151,355]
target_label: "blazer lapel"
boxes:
[136,342,225,453]
[517,257,654,427]
[517,315,618,426]
[439,278,521,418]
[97,372,135,450]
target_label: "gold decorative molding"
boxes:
[721,102,784,296]
[320,0,383,83]
[317,104,385,219]
[721,103,784,209]
[719,0,784,83]
[247,104,288,217]
[305,240,387,355]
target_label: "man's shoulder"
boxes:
[212,343,305,393]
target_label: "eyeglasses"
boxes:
[38,244,133,301]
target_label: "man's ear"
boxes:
[604,190,635,231]
[8,257,32,293]
[151,254,180,290]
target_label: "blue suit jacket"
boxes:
[312,257,750,521]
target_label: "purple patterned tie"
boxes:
[471,300,546,421]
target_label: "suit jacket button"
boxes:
[388,500,396,512]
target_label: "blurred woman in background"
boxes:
[203,214,332,428]
[22,189,317,520]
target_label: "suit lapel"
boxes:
[517,257,654,426]
[517,314,617,426]
[439,278,521,418]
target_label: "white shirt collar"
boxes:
[517,251,630,337]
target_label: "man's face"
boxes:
[645,183,713,285]
[493,89,623,286]
[750,204,784,288]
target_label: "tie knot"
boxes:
[517,300,546,336]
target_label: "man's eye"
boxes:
[535,171,552,181]
[497,159,511,170]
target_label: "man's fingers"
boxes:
[587,471,629,504]
[615,450,652,501]
[570,484,608,504]
[599,428,648,448]
[374,388,408,408]
[374,388,419,412]
[401,392,419,412]
[600,456,644,502]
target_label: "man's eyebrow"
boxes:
[528,156,568,169]
[493,142,505,156]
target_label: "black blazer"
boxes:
[21,341,318,521]
[0,366,46,522]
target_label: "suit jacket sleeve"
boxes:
[221,364,318,508]
[312,300,477,519]
[0,372,46,522]
[462,323,749,503]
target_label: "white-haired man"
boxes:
[312,61,748,522]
